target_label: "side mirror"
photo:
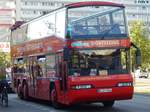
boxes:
[136,49,141,66]
[63,47,69,61]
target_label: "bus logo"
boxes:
[71,41,90,47]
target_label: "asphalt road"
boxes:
[0,94,150,112]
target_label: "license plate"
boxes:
[97,88,112,93]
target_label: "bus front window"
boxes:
[67,6,127,39]
[69,49,130,76]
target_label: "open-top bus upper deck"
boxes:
[11,1,128,46]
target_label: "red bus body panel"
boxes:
[28,78,50,100]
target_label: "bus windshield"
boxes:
[69,48,130,76]
[67,6,127,39]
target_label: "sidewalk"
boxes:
[134,78,150,95]
[134,86,150,94]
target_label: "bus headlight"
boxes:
[71,84,92,90]
[118,82,132,87]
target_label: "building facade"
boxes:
[15,0,150,26]
[0,0,15,42]
[1,0,150,42]
[15,0,69,21]
[107,0,150,26]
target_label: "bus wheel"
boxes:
[51,87,61,109]
[17,84,23,99]
[102,101,115,108]
[23,84,28,100]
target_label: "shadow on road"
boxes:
[63,103,124,112]
[6,94,128,112]
[24,98,124,112]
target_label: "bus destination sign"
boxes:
[69,39,130,49]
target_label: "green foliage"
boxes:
[130,21,150,69]
[0,51,11,67]
[0,51,11,80]
[0,73,5,80]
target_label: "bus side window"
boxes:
[12,58,26,74]
[55,53,63,77]
[25,58,30,74]
[46,55,56,77]
[36,56,46,77]
[29,57,36,78]
[17,58,25,73]
[34,62,42,77]
[12,60,18,73]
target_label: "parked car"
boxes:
[139,70,149,78]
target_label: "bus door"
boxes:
[29,56,36,97]
[36,55,48,100]
[56,53,68,93]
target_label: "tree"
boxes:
[0,51,11,79]
[129,21,150,70]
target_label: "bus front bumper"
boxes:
[66,86,133,105]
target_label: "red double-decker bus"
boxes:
[10,1,141,108]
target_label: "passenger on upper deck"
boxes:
[109,24,121,34]
[71,24,88,36]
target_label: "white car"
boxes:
[139,71,149,78]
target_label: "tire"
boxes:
[102,101,115,108]
[145,76,148,78]
[51,87,62,109]
[17,84,23,99]
[23,84,28,100]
